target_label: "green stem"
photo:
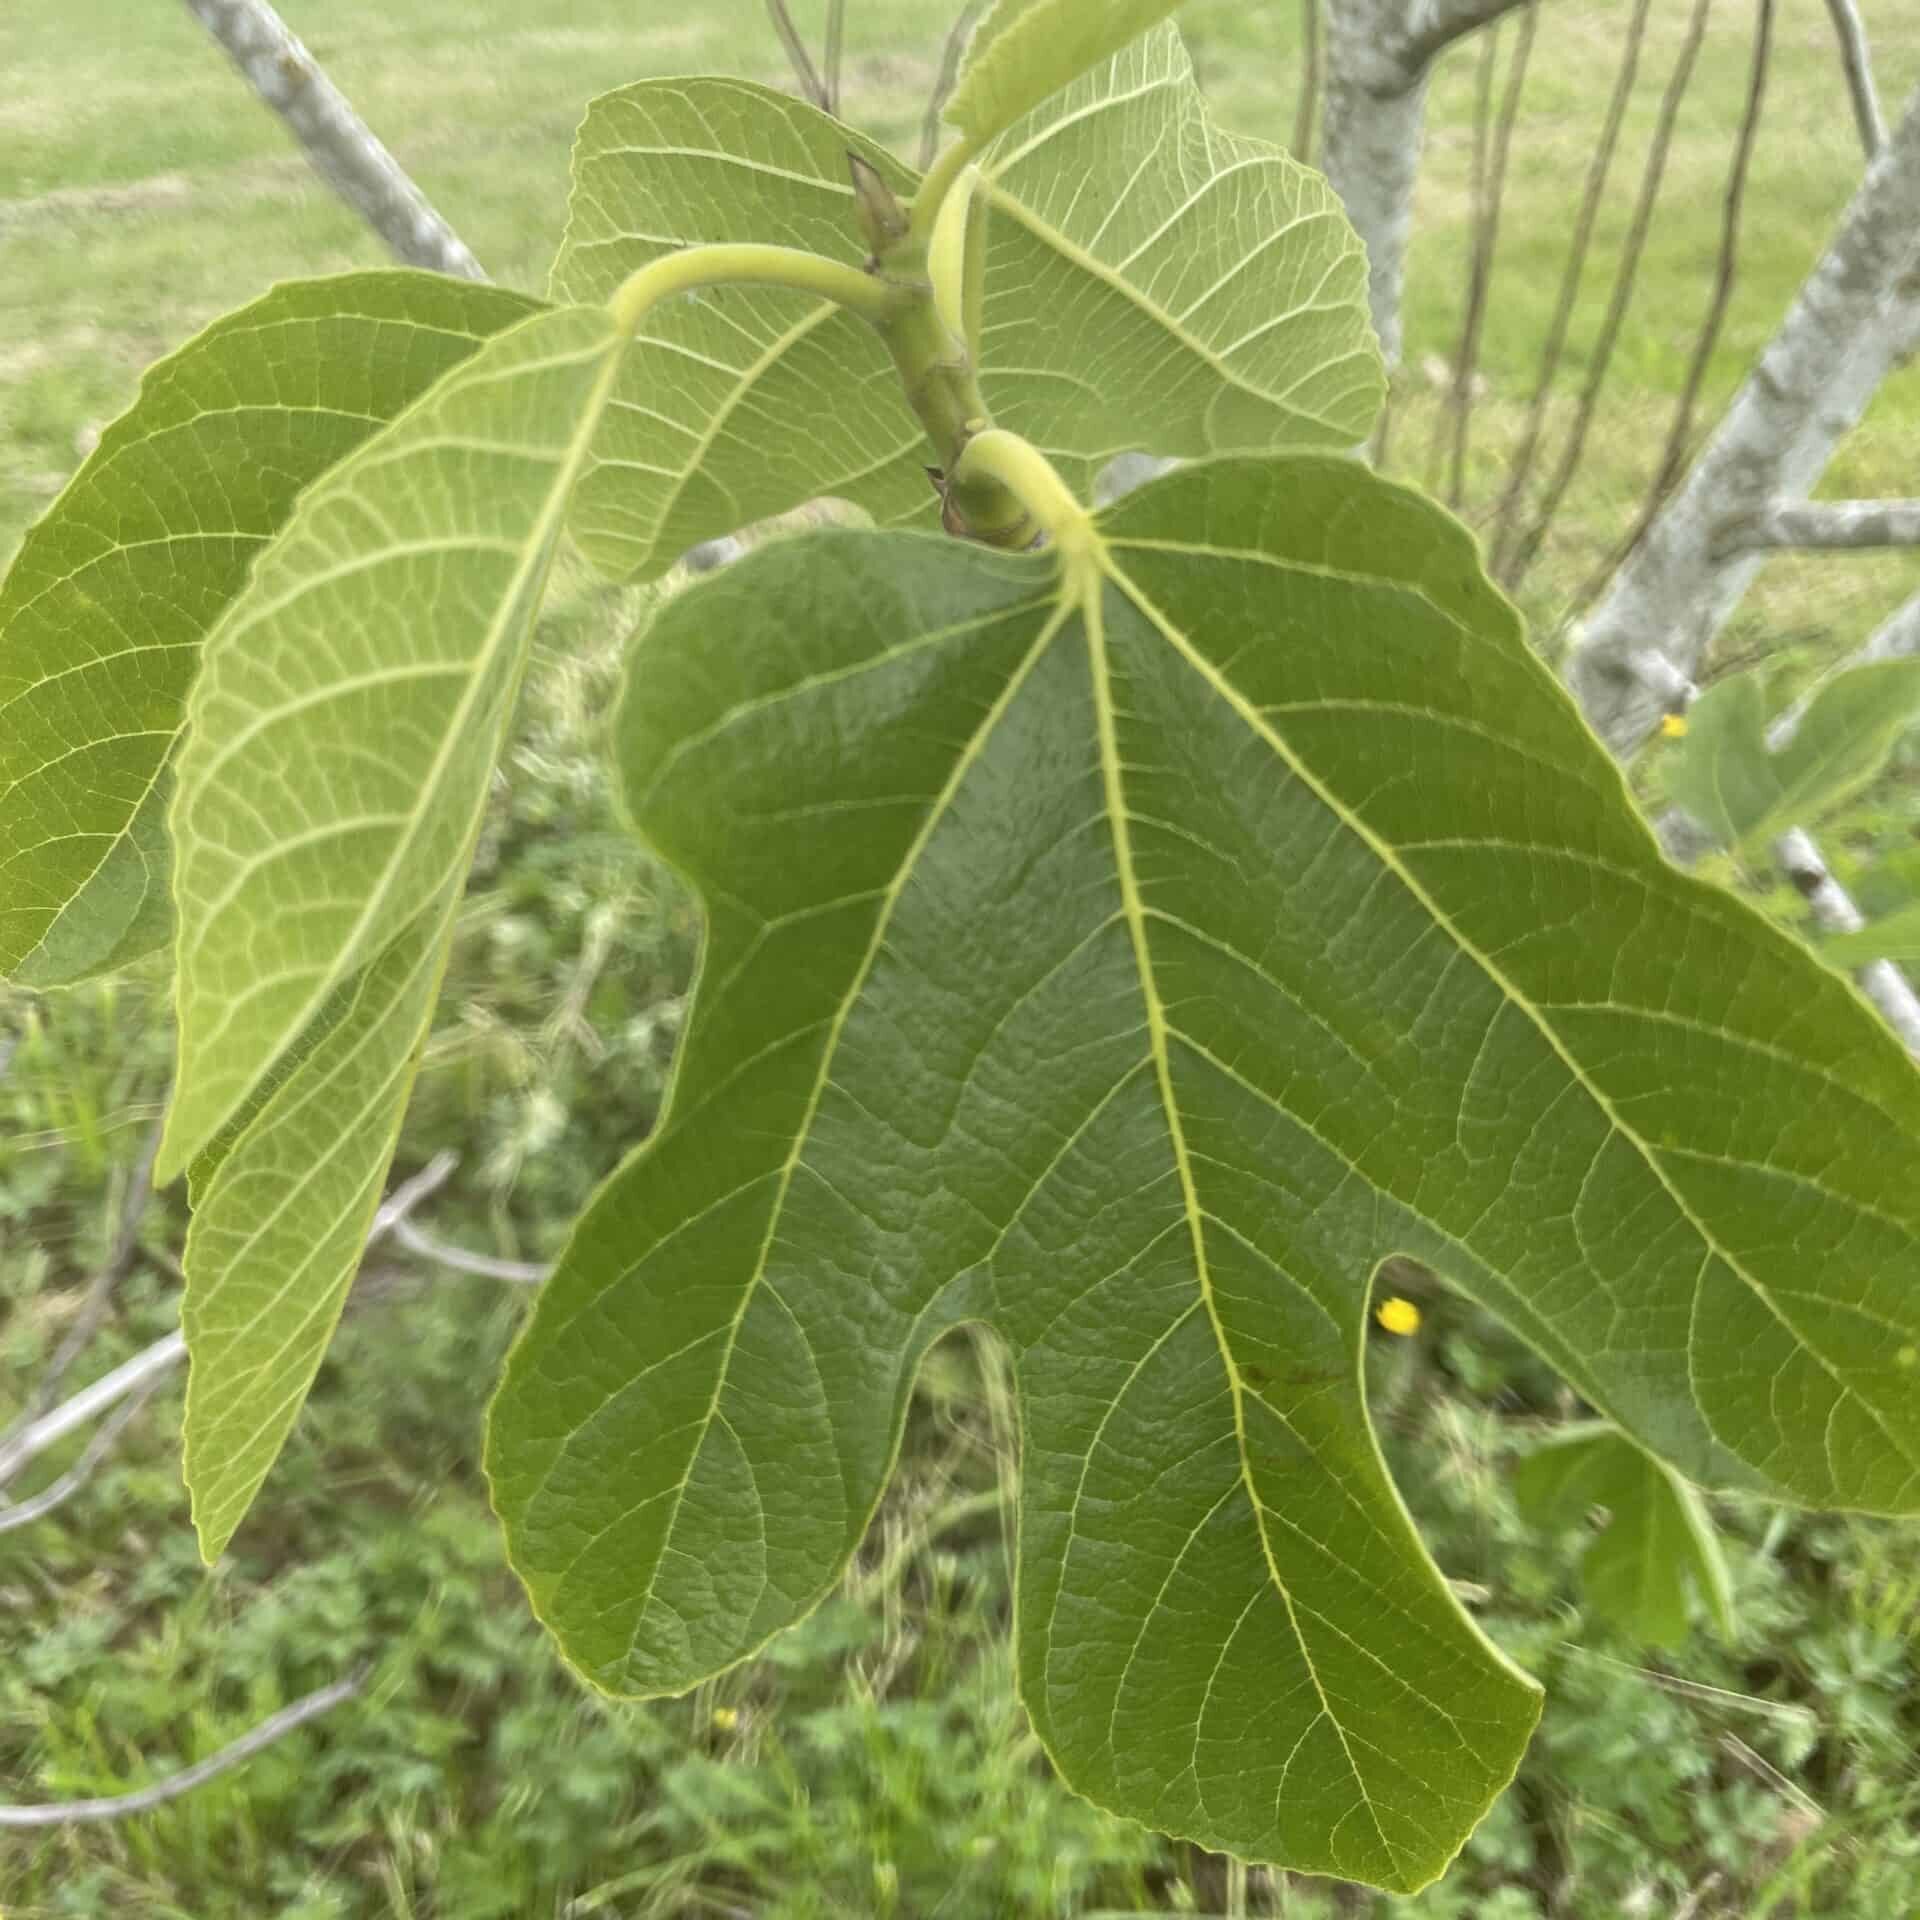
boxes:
[607,242,902,337]
[947,428,1096,561]
[913,133,983,241]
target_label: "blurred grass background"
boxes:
[4,2,1920,1914]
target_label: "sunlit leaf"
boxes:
[550,32,1378,581]
[490,454,1920,1888]
[0,272,539,988]
[161,304,628,1551]
[945,0,1189,142]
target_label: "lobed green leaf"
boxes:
[1666,659,1920,854]
[490,453,1920,1887]
[549,31,1380,582]
[0,272,539,988]
[1515,1423,1733,1647]
[162,304,627,1552]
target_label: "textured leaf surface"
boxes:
[182,874,460,1556]
[162,304,626,1551]
[549,81,931,582]
[1667,660,1920,852]
[972,29,1383,498]
[161,304,622,1181]
[490,454,1920,1886]
[1515,1424,1732,1647]
[550,32,1378,580]
[945,0,1188,141]
[0,272,538,987]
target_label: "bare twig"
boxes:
[180,0,482,279]
[823,0,847,116]
[1569,82,1920,755]
[1293,0,1323,163]
[0,1154,464,1494]
[1722,498,1920,554]
[0,1375,169,1536]
[0,1119,161,1486]
[1775,828,1920,1056]
[1400,0,1543,72]
[1824,0,1887,158]
[1446,6,1536,509]
[1491,0,1651,577]
[388,1219,547,1286]
[1581,0,1775,606]
[921,2,984,170]
[1430,25,1500,497]
[1503,0,1714,590]
[763,0,830,110]
[0,1670,366,1827]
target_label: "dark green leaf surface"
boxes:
[1515,1424,1733,1647]
[0,272,538,987]
[162,304,626,1553]
[490,454,1920,1886]
[1667,660,1920,853]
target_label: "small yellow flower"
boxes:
[1375,1296,1422,1337]
[1660,712,1689,740]
[711,1706,741,1732]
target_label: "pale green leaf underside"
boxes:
[975,29,1382,499]
[0,272,538,988]
[549,80,933,582]
[549,31,1379,582]
[1667,660,1920,853]
[945,0,1188,141]
[182,871,460,1558]
[161,304,623,1187]
[1515,1424,1733,1646]
[164,306,627,1552]
[490,455,1920,1889]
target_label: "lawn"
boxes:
[5,3,1920,1915]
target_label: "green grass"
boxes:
[8,3,1920,1914]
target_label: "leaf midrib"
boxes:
[1080,555,1402,1875]
[165,320,624,1175]
[1103,541,1920,1499]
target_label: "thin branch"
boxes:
[1491,0,1651,578]
[1775,828,1920,1056]
[1569,81,1920,754]
[1579,0,1775,608]
[0,1120,161,1486]
[0,1154,462,1494]
[1502,0,1714,591]
[388,1219,547,1286]
[1824,0,1887,158]
[921,2,984,171]
[180,0,482,279]
[1400,0,1541,72]
[0,1670,366,1827]
[1447,6,1536,509]
[0,1375,168,1536]
[1429,25,1500,497]
[1293,0,1323,163]
[823,0,847,116]
[1722,498,1920,554]
[762,0,830,110]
